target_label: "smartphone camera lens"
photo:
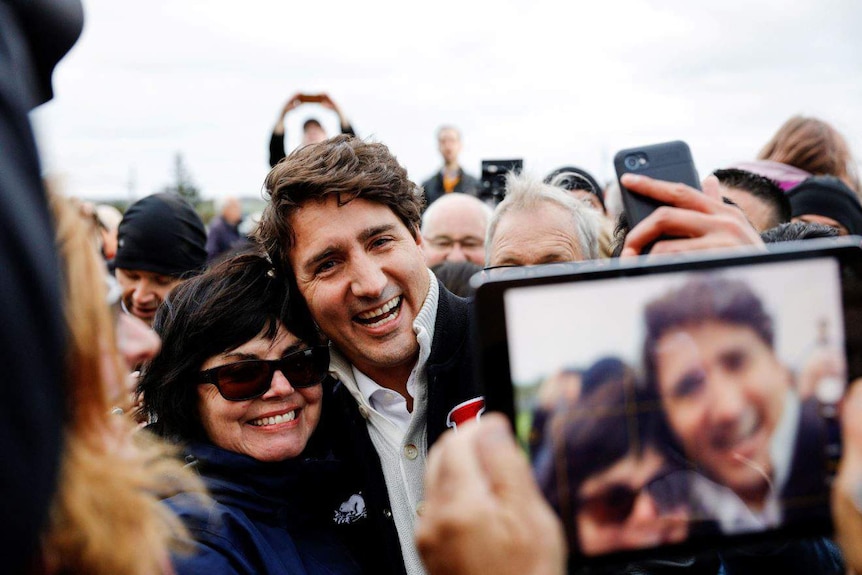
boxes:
[623,153,649,170]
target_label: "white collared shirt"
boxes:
[354,365,417,437]
[329,269,438,575]
[690,390,802,533]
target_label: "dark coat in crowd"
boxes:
[316,282,482,575]
[206,215,244,263]
[0,1,82,570]
[421,168,480,207]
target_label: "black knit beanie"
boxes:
[787,176,862,236]
[114,193,207,277]
[544,166,605,209]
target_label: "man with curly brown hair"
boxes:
[256,135,482,575]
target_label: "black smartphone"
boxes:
[615,141,701,250]
[472,238,862,570]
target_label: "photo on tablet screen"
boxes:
[502,257,845,558]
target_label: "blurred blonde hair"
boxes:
[42,195,203,575]
[758,115,860,194]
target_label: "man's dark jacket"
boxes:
[316,281,481,575]
[206,215,244,264]
[421,168,480,208]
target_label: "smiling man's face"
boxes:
[287,197,430,384]
[654,320,790,504]
[115,267,182,325]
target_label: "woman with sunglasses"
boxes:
[534,365,694,557]
[139,251,364,574]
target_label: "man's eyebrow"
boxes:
[305,247,338,271]
[360,224,397,243]
[429,234,482,240]
[302,224,399,271]
[538,253,568,264]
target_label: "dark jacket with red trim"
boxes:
[316,281,481,575]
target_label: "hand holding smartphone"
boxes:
[614,141,763,256]
[615,141,701,254]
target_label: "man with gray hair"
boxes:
[486,173,602,267]
[421,193,492,267]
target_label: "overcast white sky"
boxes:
[30,0,862,203]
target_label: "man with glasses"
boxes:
[421,193,492,267]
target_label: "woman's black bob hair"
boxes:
[138,249,324,441]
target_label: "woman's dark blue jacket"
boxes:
[164,441,364,575]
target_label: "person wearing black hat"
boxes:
[545,166,606,214]
[114,192,207,325]
[787,176,862,236]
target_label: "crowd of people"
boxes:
[6,2,862,575]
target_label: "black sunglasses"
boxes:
[576,467,692,525]
[198,345,330,401]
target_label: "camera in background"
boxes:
[479,159,523,206]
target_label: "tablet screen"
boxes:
[501,257,845,558]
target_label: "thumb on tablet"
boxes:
[475,414,538,500]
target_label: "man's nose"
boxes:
[708,375,747,425]
[132,281,156,303]
[446,243,467,263]
[349,256,387,300]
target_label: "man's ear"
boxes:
[413,224,424,248]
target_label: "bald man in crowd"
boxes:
[421,193,492,267]
[485,173,602,268]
